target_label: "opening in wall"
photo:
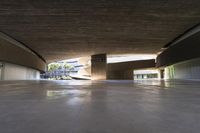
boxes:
[134,69,159,80]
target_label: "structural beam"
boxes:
[0,32,46,72]
[157,25,200,67]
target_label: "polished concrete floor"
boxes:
[0,80,200,133]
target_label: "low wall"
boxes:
[1,62,40,80]
[164,58,200,79]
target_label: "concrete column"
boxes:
[91,54,107,80]
[158,69,164,79]
[0,62,3,80]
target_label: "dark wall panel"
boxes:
[91,54,107,80]
[107,59,155,80]
[156,32,200,67]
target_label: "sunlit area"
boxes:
[41,57,91,80]
[134,69,159,80]
[107,54,156,63]
[41,54,157,80]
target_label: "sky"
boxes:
[107,54,156,63]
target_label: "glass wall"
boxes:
[134,69,159,80]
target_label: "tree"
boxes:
[63,63,74,70]
[48,63,60,71]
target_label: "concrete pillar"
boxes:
[0,62,3,80]
[158,69,164,79]
[91,54,107,80]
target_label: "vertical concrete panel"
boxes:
[164,58,200,79]
[2,63,40,80]
[26,68,40,80]
[0,67,1,80]
[91,54,107,80]
[3,63,27,80]
[0,62,3,80]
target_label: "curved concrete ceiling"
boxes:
[0,0,200,63]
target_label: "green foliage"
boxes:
[62,76,72,80]
[48,63,60,71]
[48,76,72,80]
[63,63,74,70]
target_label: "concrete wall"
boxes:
[1,62,40,80]
[91,54,107,80]
[0,32,45,80]
[0,68,1,80]
[156,26,200,80]
[0,32,46,72]
[156,28,200,68]
[107,59,155,80]
[107,70,133,80]
[0,62,3,80]
[164,58,200,80]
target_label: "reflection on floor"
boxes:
[0,80,200,133]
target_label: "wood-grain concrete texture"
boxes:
[0,0,200,62]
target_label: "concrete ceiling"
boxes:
[0,0,200,63]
